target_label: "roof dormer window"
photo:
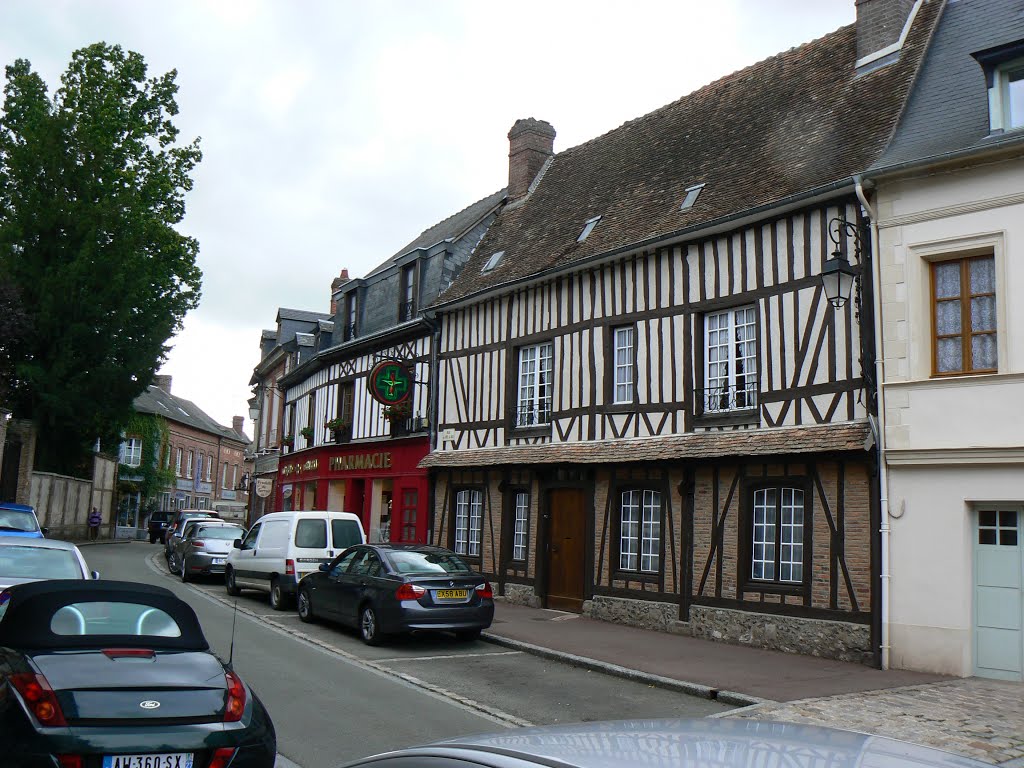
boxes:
[973,40,1024,133]
[679,183,705,212]
[577,216,602,243]
[482,251,505,273]
[998,62,1024,131]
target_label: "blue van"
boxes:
[0,503,46,538]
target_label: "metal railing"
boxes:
[698,380,759,413]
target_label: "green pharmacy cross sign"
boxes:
[368,360,413,405]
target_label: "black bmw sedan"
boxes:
[0,579,276,768]
[296,544,494,645]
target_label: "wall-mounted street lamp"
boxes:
[822,216,864,309]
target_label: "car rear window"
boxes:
[388,550,473,575]
[196,526,244,540]
[0,510,39,533]
[0,547,82,579]
[50,601,182,638]
[295,519,327,548]
[332,519,362,548]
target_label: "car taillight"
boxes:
[56,757,83,768]
[102,648,155,659]
[10,672,67,726]
[285,559,295,576]
[224,671,246,722]
[475,581,494,599]
[192,540,205,548]
[208,748,237,768]
[395,583,426,600]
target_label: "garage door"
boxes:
[974,509,1023,680]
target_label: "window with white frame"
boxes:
[619,489,661,574]
[195,454,203,483]
[175,448,182,477]
[512,492,529,561]
[222,462,229,489]
[160,492,172,512]
[186,450,194,479]
[454,489,483,557]
[163,445,171,470]
[750,486,805,584]
[516,342,553,426]
[232,464,238,489]
[206,454,213,482]
[119,437,142,467]
[613,326,634,404]
[704,306,757,412]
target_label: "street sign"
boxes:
[255,478,273,498]
[367,359,413,405]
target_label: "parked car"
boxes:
[0,579,276,767]
[225,510,365,610]
[163,509,221,558]
[296,543,494,645]
[147,509,173,544]
[169,520,247,582]
[338,718,991,768]
[0,538,99,589]
[0,502,46,538]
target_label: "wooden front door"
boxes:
[546,489,587,612]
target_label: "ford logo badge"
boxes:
[139,700,161,710]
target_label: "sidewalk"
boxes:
[484,601,1024,765]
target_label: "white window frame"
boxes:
[186,450,194,479]
[704,306,757,412]
[206,454,213,482]
[195,453,203,483]
[222,462,229,489]
[454,489,483,557]
[175,448,182,477]
[990,58,1024,133]
[119,437,142,467]
[232,464,238,490]
[751,487,805,584]
[512,492,529,561]
[619,489,661,574]
[516,342,553,427]
[613,326,634,404]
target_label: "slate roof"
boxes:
[363,188,507,280]
[436,1,942,306]
[420,423,871,468]
[276,308,331,324]
[873,0,1024,170]
[134,385,249,445]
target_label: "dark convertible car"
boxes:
[0,579,275,768]
[297,544,494,645]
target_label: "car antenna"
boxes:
[227,599,239,670]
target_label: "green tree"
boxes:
[0,43,202,473]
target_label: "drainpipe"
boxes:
[856,175,891,670]
[423,310,442,544]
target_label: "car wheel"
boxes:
[360,605,382,646]
[167,553,178,573]
[270,577,288,610]
[455,629,481,642]
[297,587,315,623]
[149,534,157,544]
[226,568,241,596]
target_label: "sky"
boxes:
[0,1,855,431]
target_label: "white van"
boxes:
[224,510,365,609]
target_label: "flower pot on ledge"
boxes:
[332,427,352,443]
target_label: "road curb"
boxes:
[481,631,768,707]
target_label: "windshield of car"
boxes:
[0,546,82,579]
[195,525,244,540]
[0,511,39,532]
[388,550,473,575]
[50,601,182,637]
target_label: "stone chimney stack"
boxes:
[855,0,917,64]
[508,118,555,202]
[232,416,245,434]
[330,268,351,314]
[153,374,172,394]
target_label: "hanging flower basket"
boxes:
[299,426,315,440]
[325,417,351,431]
[382,400,413,423]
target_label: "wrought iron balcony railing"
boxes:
[516,403,552,428]
[698,380,759,414]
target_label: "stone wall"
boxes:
[584,595,679,631]
[502,582,542,608]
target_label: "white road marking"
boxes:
[374,650,523,663]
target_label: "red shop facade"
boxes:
[274,436,429,544]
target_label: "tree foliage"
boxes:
[0,43,202,473]
[118,412,175,509]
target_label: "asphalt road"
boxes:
[84,541,731,768]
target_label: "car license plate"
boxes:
[103,754,194,768]
[212,558,225,565]
[435,589,467,599]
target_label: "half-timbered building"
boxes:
[421,0,943,664]
[264,190,503,543]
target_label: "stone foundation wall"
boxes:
[584,595,678,631]
[502,583,542,608]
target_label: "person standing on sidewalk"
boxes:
[87,507,101,541]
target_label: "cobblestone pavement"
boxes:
[726,678,1024,765]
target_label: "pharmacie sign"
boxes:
[368,359,413,405]
[330,452,392,471]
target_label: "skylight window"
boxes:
[679,184,706,212]
[577,216,602,243]
[482,251,505,273]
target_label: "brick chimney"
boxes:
[330,268,351,315]
[153,374,172,394]
[508,118,555,202]
[855,0,918,65]
[232,416,245,434]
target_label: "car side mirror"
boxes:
[91,570,100,580]
[319,563,330,572]
[40,527,49,536]
[233,539,242,549]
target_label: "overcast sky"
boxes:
[1,1,855,431]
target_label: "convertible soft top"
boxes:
[0,579,209,650]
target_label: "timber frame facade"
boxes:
[422,0,944,665]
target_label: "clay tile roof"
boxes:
[419,422,871,468]
[436,1,941,306]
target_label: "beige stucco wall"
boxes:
[876,156,1024,676]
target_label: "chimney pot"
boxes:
[153,374,172,394]
[232,416,245,433]
[508,118,555,202]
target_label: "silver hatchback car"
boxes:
[0,537,99,590]
[168,520,245,582]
